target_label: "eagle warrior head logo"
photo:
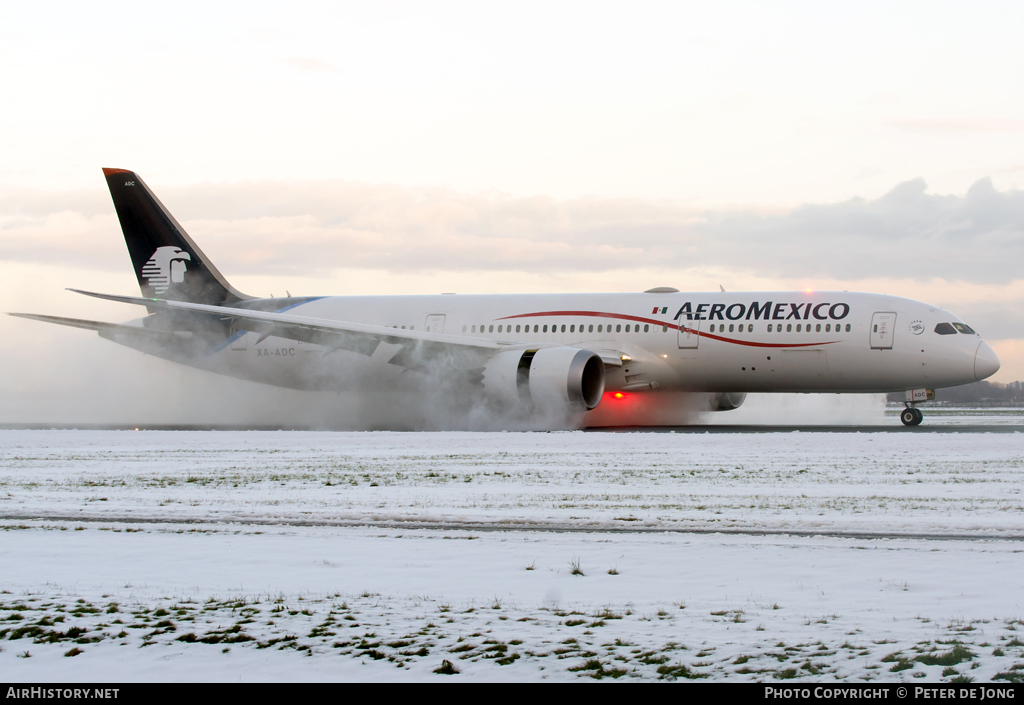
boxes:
[141,246,192,294]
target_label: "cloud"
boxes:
[2,175,1023,336]
[685,177,1024,285]
[885,118,1024,133]
[275,57,340,73]
[7,174,1022,280]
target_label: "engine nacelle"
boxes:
[710,392,747,411]
[482,347,606,411]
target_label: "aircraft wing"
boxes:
[65,289,500,370]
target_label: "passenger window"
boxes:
[533,325,538,332]
[748,324,753,332]
[616,324,622,333]
[570,324,575,333]
[498,325,503,333]
[543,324,548,333]
[644,324,650,332]
[796,324,802,332]
[710,324,716,332]
[934,322,957,335]
[598,325,603,333]
[786,324,792,332]
[561,324,566,333]
[815,323,821,332]
[825,323,830,332]
[589,324,594,333]
[727,324,733,332]
[845,324,851,332]
[768,324,773,332]
[489,325,494,333]
[951,322,976,334]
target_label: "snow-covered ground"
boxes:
[1,422,1023,682]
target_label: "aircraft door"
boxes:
[424,314,446,333]
[870,312,896,349]
[677,318,699,349]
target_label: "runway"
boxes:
[1,423,1020,434]
[3,513,1023,542]
[595,424,1022,433]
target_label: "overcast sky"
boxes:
[1,0,1022,421]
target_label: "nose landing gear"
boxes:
[900,405,923,426]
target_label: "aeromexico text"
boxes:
[673,302,851,322]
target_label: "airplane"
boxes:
[9,168,1001,428]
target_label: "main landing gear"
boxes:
[900,405,923,427]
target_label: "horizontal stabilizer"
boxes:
[8,312,123,332]
[8,311,200,356]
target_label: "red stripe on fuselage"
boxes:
[497,310,840,349]
[499,310,670,328]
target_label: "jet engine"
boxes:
[482,347,606,411]
[710,392,747,411]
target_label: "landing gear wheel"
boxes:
[900,408,923,426]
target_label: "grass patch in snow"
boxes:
[916,644,975,667]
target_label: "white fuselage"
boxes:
[163,290,994,396]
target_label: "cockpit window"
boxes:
[934,322,957,335]
[951,322,976,335]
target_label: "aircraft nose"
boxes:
[975,341,1001,381]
